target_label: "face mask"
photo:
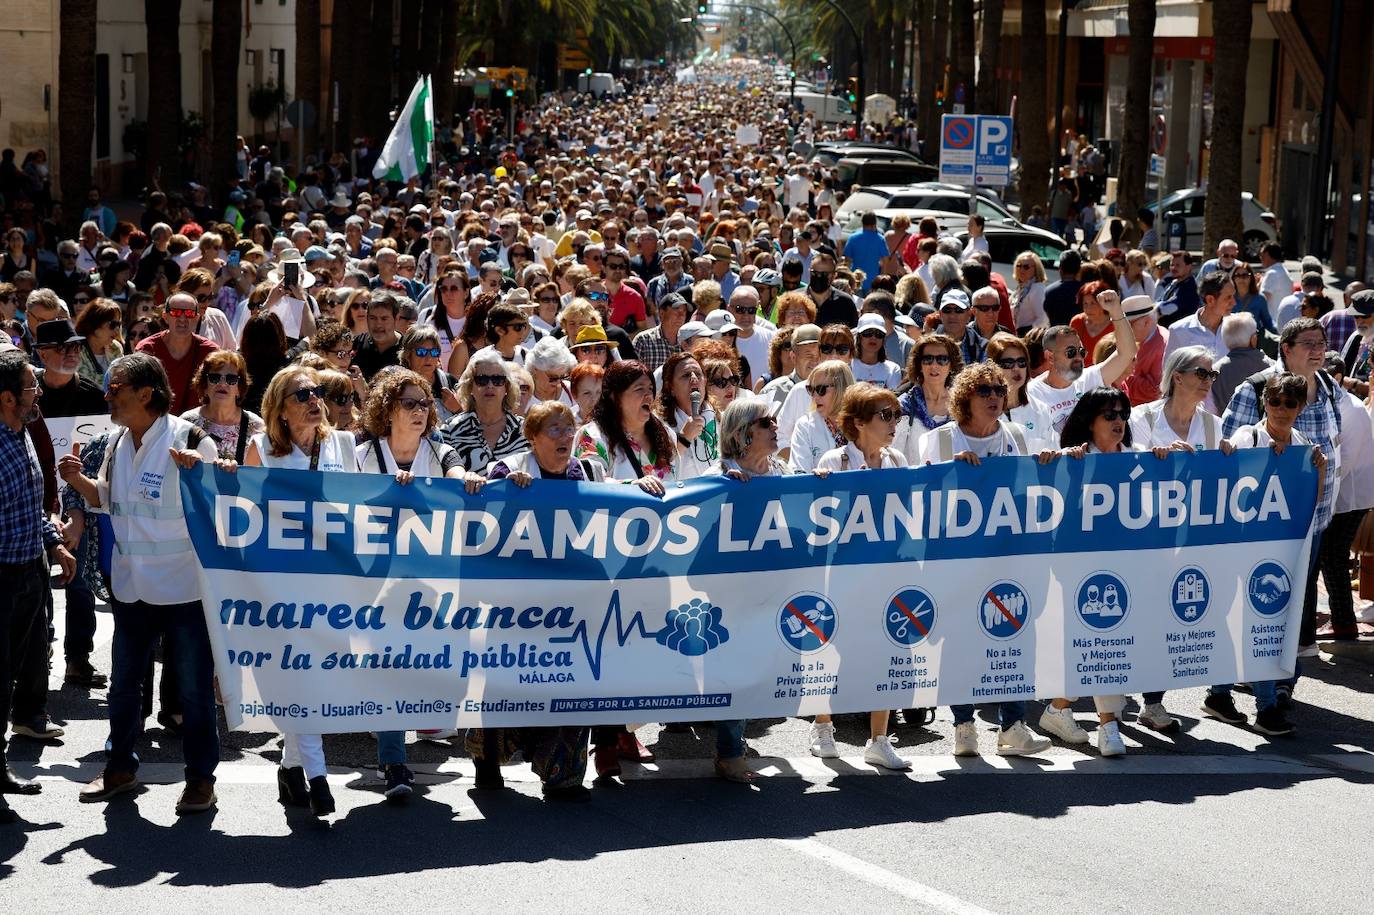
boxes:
[809,273,831,293]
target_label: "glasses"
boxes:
[710,374,741,389]
[939,306,966,316]
[1061,346,1085,359]
[873,408,900,423]
[605,263,628,272]
[474,373,507,387]
[819,343,851,355]
[1015,263,1032,271]
[543,372,569,384]
[74,296,91,306]
[326,392,353,407]
[973,304,999,313]
[585,291,609,302]
[1187,367,1221,382]
[753,416,778,430]
[106,319,122,330]
[39,342,83,355]
[519,384,533,395]
[920,353,951,365]
[806,383,832,396]
[1266,396,1301,409]
[584,253,603,262]
[538,296,559,305]
[1098,408,1130,421]
[166,307,198,320]
[441,284,465,294]
[730,305,758,315]
[410,346,441,359]
[1289,337,1326,350]
[205,372,241,386]
[289,386,325,404]
[996,356,1029,369]
[498,322,528,334]
[194,293,214,304]
[974,383,1008,399]
[542,424,575,438]
[398,396,433,413]
[811,271,831,280]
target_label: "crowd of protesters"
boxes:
[1,59,1371,822]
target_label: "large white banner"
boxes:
[179,450,1317,734]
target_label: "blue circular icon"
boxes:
[884,588,936,648]
[1170,567,1211,625]
[778,592,837,653]
[1075,572,1130,631]
[1247,561,1293,617]
[979,581,1030,640]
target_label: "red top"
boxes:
[135,331,218,414]
[609,285,647,328]
[1070,313,1114,367]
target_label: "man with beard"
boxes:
[1026,288,1138,433]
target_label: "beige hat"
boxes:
[1121,294,1157,320]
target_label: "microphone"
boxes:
[690,390,702,418]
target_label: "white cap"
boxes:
[856,313,887,334]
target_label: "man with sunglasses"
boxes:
[727,285,773,379]
[1164,270,1236,362]
[133,292,217,413]
[1026,288,1138,432]
[603,248,648,330]
[39,241,90,305]
[931,289,988,365]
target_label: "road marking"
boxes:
[775,836,999,914]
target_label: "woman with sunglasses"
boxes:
[73,298,125,387]
[788,360,853,471]
[242,365,359,816]
[1228,263,1275,336]
[341,288,372,338]
[528,281,563,334]
[852,313,902,389]
[180,350,265,464]
[657,352,717,479]
[703,356,745,416]
[482,302,531,367]
[1069,280,1114,367]
[1044,387,1179,756]
[439,351,529,473]
[1012,251,1048,333]
[400,325,462,422]
[316,367,360,432]
[416,227,454,285]
[419,268,468,364]
[985,333,1058,450]
[893,334,962,460]
[809,383,913,770]
[1118,249,1156,301]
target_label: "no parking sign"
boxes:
[938,115,976,183]
[939,114,1013,187]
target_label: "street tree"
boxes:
[1203,0,1252,254]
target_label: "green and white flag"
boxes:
[373,75,434,182]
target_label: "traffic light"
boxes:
[505,88,514,98]
[935,85,945,109]
[584,67,593,76]
[846,77,858,104]
[697,2,707,13]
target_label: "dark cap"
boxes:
[35,319,85,348]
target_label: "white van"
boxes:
[578,72,616,97]
[777,90,853,125]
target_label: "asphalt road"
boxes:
[4,585,1373,914]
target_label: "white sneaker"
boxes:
[996,720,1052,756]
[418,727,461,742]
[953,721,979,756]
[808,722,840,759]
[1136,702,1180,732]
[1296,643,1320,659]
[863,735,912,771]
[1039,704,1090,744]
[1356,604,1374,624]
[1097,720,1126,757]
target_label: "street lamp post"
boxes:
[717,2,799,106]
[815,0,864,134]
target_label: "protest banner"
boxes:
[44,413,115,453]
[180,450,1318,734]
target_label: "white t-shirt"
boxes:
[916,420,1030,464]
[735,327,775,383]
[1026,363,1106,433]
[251,430,359,473]
[1008,399,1058,451]
[1128,400,1223,451]
[851,359,902,389]
[789,411,841,471]
[815,442,908,471]
[1260,262,1292,320]
[777,379,814,448]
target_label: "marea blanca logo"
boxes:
[653,598,730,656]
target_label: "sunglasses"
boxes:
[1266,396,1301,409]
[289,386,325,404]
[974,383,1008,399]
[873,408,900,423]
[996,356,1029,369]
[585,291,609,302]
[106,319,122,330]
[195,293,214,304]
[205,372,241,386]
[1098,408,1130,421]
[474,373,507,387]
[819,343,851,355]
[605,262,628,271]
[412,346,442,358]
[1061,346,1085,359]
[753,416,778,430]
[920,353,951,365]
[806,383,832,396]
[973,304,999,313]
[1187,367,1221,382]
[326,393,353,407]
[538,296,560,305]
[710,374,741,389]
[859,330,885,340]
[39,342,83,355]
[730,305,758,315]
[441,284,466,293]
[498,322,528,334]
[328,348,353,360]
[74,297,91,306]
[166,307,199,320]
[398,396,433,413]
[939,306,966,315]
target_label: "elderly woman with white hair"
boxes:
[1125,344,1234,733]
[438,350,529,472]
[526,334,578,409]
[927,253,965,312]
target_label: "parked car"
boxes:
[870,209,1068,280]
[1146,188,1279,260]
[837,184,1017,234]
[833,157,938,192]
[810,143,924,169]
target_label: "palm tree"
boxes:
[954,0,976,113]
[974,0,1003,115]
[58,0,97,229]
[1203,0,1252,253]
[433,0,460,129]
[1017,0,1050,214]
[210,0,241,205]
[144,0,183,189]
[917,0,936,159]
[398,0,422,96]
[296,0,322,164]
[1114,0,1155,244]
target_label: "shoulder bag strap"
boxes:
[372,438,389,473]
[235,413,250,464]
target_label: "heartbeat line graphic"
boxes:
[549,590,652,680]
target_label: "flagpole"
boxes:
[426,74,436,191]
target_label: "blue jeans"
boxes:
[107,599,220,781]
[716,720,746,759]
[64,532,98,662]
[377,730,406,766]
[951,702,1023,728]
[0,559,49,756]
[1209,680,1277,711]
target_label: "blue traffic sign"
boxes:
[943,116,975,149]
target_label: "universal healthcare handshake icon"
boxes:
[654,598,731,657]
